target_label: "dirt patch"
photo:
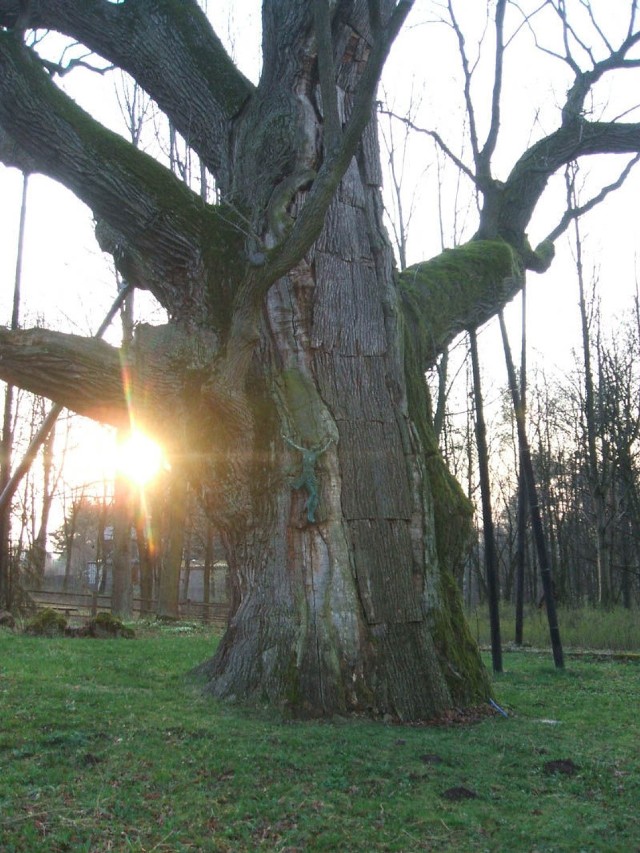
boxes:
[441,786,478,801]
[420,753,444,765]
[543,758,579,775]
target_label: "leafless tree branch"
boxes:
[544,152,640,244]
[378,107,478,184]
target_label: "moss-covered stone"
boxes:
[24,608,67,637]
[87,612,135,639]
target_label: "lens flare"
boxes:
[115,430,165,487]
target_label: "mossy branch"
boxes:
[0,35,205,269]
[399,239,523,369]
[0,0,253,185]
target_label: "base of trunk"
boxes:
[193,562,490,722]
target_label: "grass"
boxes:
[0,620,638,851]
[468,605,640,654]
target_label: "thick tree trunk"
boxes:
[195,133,488,719]
[0,0,498,720]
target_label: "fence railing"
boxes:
[28,588,230,628]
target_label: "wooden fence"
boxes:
[28,588,230,628]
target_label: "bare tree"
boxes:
[0,172,27,609]
[469,328,502,672]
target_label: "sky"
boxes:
[0,0,639,539]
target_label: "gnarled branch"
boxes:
[0,0,254,187]
[0,36,248,323]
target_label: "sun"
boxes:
[115,430,165,488]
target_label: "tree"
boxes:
[0,171,27,609]
[0,1,639,719]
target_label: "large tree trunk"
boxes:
[193,125,489,719]
[0,0,560,719]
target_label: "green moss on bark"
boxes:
[399,241,517,704]
[156,0,253,114]
[400,239,521,366]
[200,204,247,331]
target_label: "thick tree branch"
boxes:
[544,153,640,244]
[498,119,640,248]
[0,37,246,320]
[0,36,203,251]
[0,321,230,449]
[446,0,481,168]
[480,0,506,170]
[0,0,254,187]
[259,1,414,286]
[0,328,127,426]
[399,239,523,368]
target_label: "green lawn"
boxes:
[469,604,640,653]
[1,622,638,851]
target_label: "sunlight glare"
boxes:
[115,430,165,487]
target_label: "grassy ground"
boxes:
[1,620,638,852]
[468,605,640,653]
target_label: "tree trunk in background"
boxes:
[135,515,154,617]
[500,312,564,669]
[514,282,527,643]
[111,284,135,618]
[0,173,28,608]
[156,471,187,620]
[0,384,14,609]
[31,419,56,584]
[180,502,193,602]
[203,521,214,622]
[469,330,502,673]
[111,474,133,618]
